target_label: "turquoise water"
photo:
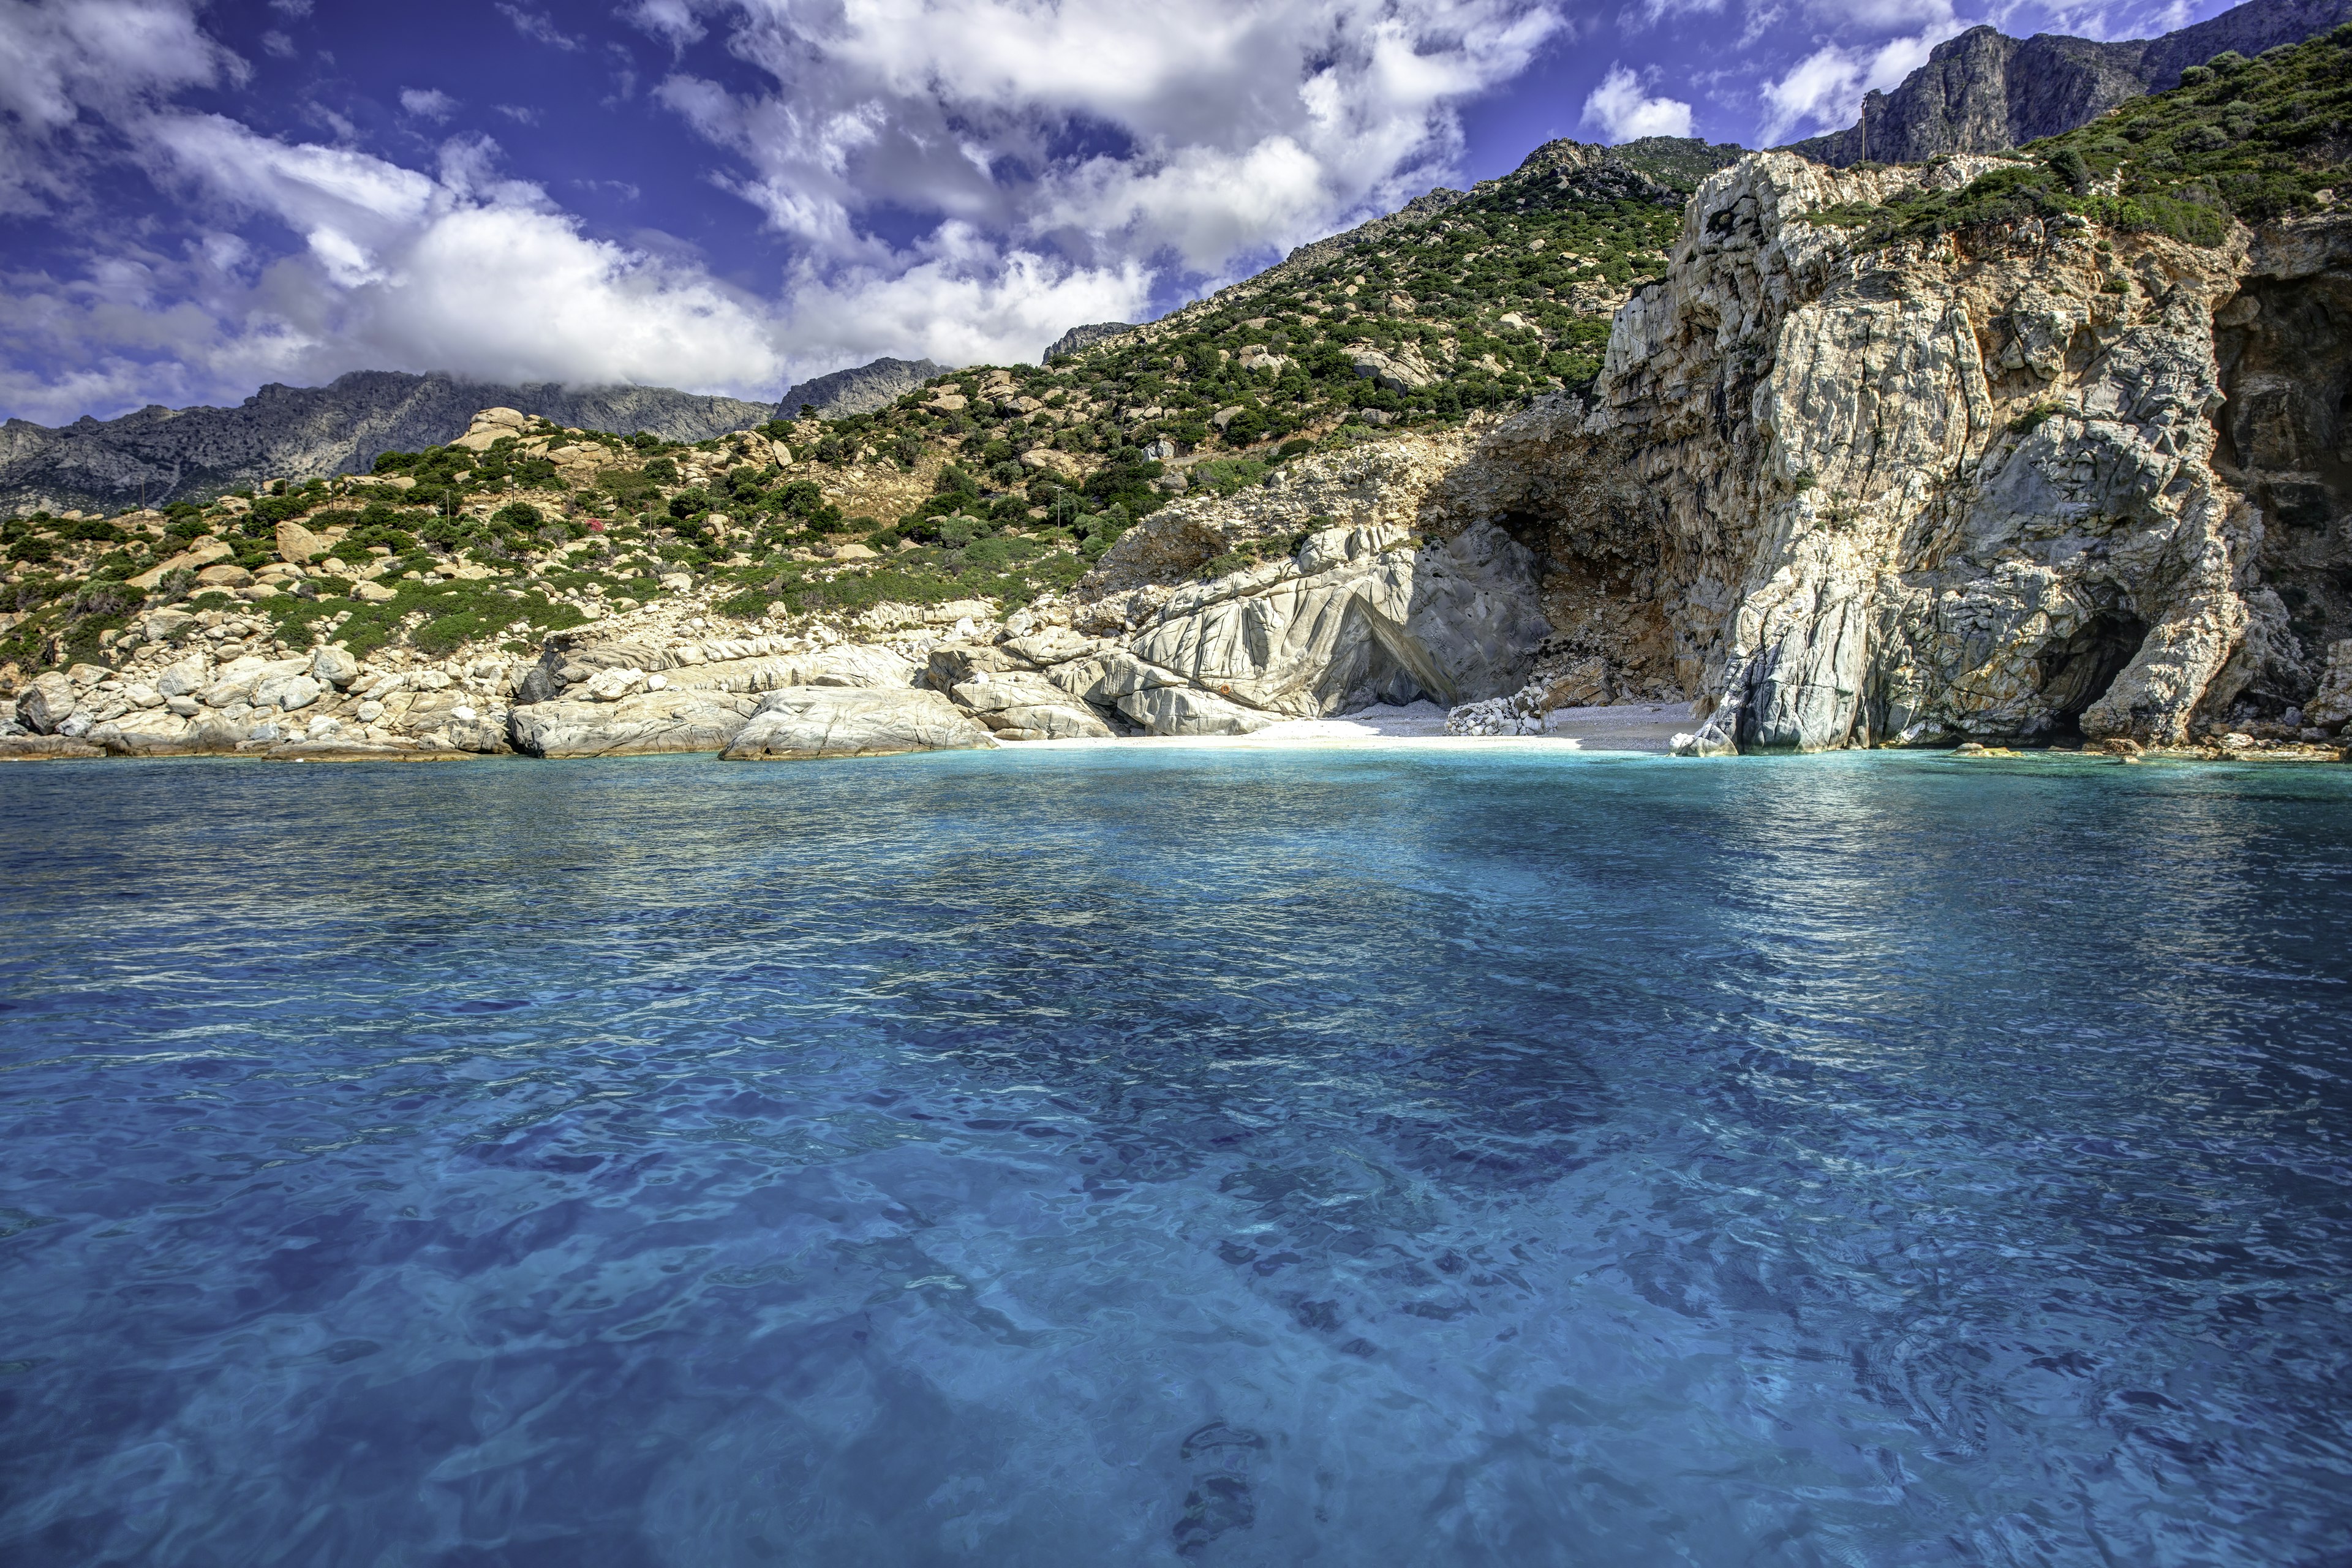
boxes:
[1,747,2349,1566]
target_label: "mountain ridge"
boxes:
[0,371,775,516]
[1785,0,2352,166]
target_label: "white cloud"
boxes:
[1620,0,1726,29]
[496,3,582,51]
[1756,23,1957,143]
[774,224,1151,374]
[662,0,1567,277]
[3,0,1581,422]
[1580,62,1694,141]
[399,86,456,121]
[0,0,244,216]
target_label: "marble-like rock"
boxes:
[252,672,323,712]
[949,673,1117,739]
[1114,684,1274,736]
[18,671,80,733]
[201,657,305,710]
[1118,520,1550,720]
[508,690,763,757]
[88,709,208,756]
[720,687,998,760]
[310,645,360,688]
[0,734,107,760]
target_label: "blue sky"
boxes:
[0,0,2229,424]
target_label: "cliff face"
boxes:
[1433,152,2348,750]
[0,371,774,515]
[1785,0,2352,167]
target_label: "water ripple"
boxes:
[2,750,2349,1565]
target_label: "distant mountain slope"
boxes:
[1785,0,2352,167]
[0,371,774,515]
[1042,323,1137,363]
[776,358,947,420]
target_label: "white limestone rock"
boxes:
[720,687,998,760]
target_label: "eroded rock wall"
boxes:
[1439,150,2343,750]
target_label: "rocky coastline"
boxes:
[9,34,2352,769]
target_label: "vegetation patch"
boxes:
[1814,28,2352,249]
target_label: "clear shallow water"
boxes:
[2,748,2349,1568]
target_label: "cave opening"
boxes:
[1360,634,1433,708]
[2037,613,2147,737]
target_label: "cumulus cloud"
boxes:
[1580,62,1694,141]
[657,0,1566,277]
[4,97,1150,420]
[4,0,1578,422]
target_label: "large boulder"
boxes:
[251,672,323,712]
[200,656,306,709]
[277,521,329,563]
[88,710,209,756]
[1115,685,1273,736]
[18,671,80,734]
[949,672,1118,739]
[508,690,763,757]
[310,645,360,688]
[720,687,998,760]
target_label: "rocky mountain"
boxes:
[775,357,946,420]
[0,371,774,516]
[1785,0,2352,167]
[1042,323,1136,363]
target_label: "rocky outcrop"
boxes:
[1042,323,1136,363]
[510,690,765,758]
[1785,0,2352,168]
[774,357,947,420]
[1431,150,2348,751]
[1104,522,1548,717]
[720,687,997,760]
[0,371,775,514]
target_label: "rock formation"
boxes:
[774,358,948,420]
[0,371,776,516]
[1420,150,2348,751]
[1042,324,1137,363]
[11,39,2351,766]
[1784,0,2352,168]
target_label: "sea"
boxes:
[2,746,2348,1566]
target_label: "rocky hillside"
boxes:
[775,357,946,420]
[10,35,2352,764]
[1786,0,2352,167]
[1444,27,2352,754]
[0,371,775,518]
